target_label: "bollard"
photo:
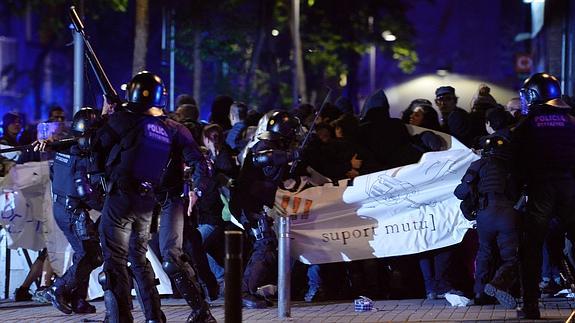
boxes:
[225,231,243,323]
[278,216,291,318]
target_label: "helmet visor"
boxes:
[519,88,533,115]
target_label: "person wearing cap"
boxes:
[434,86,473,147]
[512,73,575,319]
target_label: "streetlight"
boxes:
[381,30,397,42]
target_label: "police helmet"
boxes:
[125,71,166,112]
[72,107,100,136]
[258,111,301,141]
[519,73,561,111]
[481,135,511,159]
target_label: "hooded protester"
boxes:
[334,96,355,115]
[357,89,422,172]
[209,95,234,131]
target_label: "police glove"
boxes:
[75,176,94,198]
[288,148,303,162]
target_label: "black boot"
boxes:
[187,307,217,323]
[46,286,73,314]
[517,301,540,319]
[242,292,268,309]
[474,292,497,306]
[163,261,210,311]
[71,298,96,314]
[146,310,167,323]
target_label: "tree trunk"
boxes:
[132,0,149,75]
[346,50,361,114]
[244,0,269,102]
[192,28,202,113]
[289,0,306,105]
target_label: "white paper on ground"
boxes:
[445,293,471,307]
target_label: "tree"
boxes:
[298,0,418,106]
[1,0,128,119]
[173,0,265,108]
[169,0,418,111]
[132,0,149,75]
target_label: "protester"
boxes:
[226,101,249,153]
[435,86,473,146]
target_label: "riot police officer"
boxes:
[46,107,104,315]
[92,71,173,323]
[455,133,520,308]
[230,110,301,308]
[155,109,216,322]
[513,73,575,319]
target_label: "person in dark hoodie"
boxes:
[357,89,422,173]
[334,96,355,115]
[210,95,234,131]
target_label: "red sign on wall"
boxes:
[515,53,533,73]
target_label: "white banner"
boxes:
[274,127,478,265]
[0,161,71,267]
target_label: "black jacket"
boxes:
[512,105,575,181]
[357,89,422,172]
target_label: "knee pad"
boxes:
[162,260,181,276]
[98,271,111,290]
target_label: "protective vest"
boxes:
[106,115,172,187]
[455,155,518,220]
[477,157,513,195]
[515,106,575,178]
[52,152,77,198]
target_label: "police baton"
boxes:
[289,86,333,175]
[0,137,77,154]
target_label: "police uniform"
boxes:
[49,108,104,314]
[513,73,575,319]
[93,72,172,323]
[230,111,300,309]
[457,131,520,308]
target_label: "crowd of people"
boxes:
[1,71,574,321]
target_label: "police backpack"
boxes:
[106,115,172,188]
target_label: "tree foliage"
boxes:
[3,0,128,45]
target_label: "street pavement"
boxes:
[0,296,573,322]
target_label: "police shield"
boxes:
[37,121,72,141]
